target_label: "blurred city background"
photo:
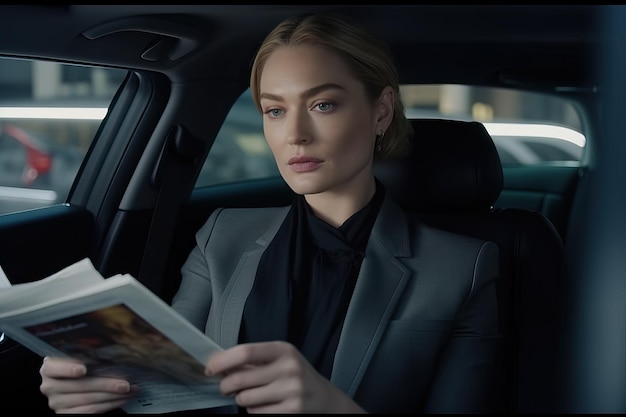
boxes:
[0,58,584,215]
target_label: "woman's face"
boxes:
[259,45,382,197]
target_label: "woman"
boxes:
[39,13,500,413]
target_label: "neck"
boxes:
[304,176,377,228]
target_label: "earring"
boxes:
[375,131,385,152]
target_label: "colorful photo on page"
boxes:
[25,304,210,386]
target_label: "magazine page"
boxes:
[0,264,10,288]
[0,265,235,413]
[0,258,104,312]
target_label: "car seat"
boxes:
[374,118,567,413]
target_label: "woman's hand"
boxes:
[206,341,366,413]
[39,356,137,413]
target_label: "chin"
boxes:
[284,178,325,196]
[289,186,324,196]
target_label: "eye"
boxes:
[264,108,284,118]
[315,102,335,112]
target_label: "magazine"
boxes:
[0,258,235,413]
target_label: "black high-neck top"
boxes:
[239,181,385,379]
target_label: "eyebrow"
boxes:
[259,83,347,102]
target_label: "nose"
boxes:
[286,108,312,145]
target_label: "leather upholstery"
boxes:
[375,119,503,212]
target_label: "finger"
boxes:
[40,356,87,378]
[42,378,138,413]
[233,375,301,410]
[40,374,134,396]
[218,356,285,395]
[207,341,291,376]
[50,394,133,414]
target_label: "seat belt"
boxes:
[139,124,204,296]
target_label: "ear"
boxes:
[375,86,395,134]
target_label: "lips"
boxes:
[288,156,323,173]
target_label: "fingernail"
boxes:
[113,381,131,393]
[72,365,87,377]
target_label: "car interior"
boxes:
[1,4,625,413]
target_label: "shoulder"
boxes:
[205,206,289,224]
[418,220,496,251]
[376,194,497,259]
[379,196,499,285]
[418,221,499,273]
[195,206,290,247]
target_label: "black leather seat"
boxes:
[375,118,567,413]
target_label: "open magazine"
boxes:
[0,258,235,413]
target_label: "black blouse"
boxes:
[239,181,385,379]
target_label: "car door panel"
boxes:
[0,203,94,413]
[0,204,94,283]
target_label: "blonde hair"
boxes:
[250,13,413,159]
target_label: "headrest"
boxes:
[374,118,503,212]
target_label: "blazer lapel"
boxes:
[217,207,290,348]
[330,197,413,395]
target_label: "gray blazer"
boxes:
[172,195,500,413]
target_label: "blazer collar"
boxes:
[218,198,414,396]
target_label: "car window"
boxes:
[0,57,126,215]
[196,89,277,188]
[196,84,584,188]
[401,84,584,166]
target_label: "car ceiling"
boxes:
[0,5,602,93]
